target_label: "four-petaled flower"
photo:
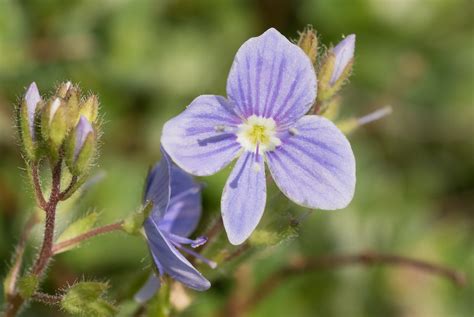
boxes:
[137,152,215,301]
[162,28,356,245]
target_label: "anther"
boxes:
[289,127,299,136]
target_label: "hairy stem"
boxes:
[31,161,47,210]
[52,221,124,255]
[59,175,78,201]
[31,161,62,275]
[3,161,62,317]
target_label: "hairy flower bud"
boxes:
[19,82,42,159]
[297,26,318,65]
[42,97,68,153]
[66,116,95,175]
[317,34,356,101]
[79,95,99,122]
[330,34,355,85]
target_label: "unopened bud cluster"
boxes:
[18,82,100,175]
[297,28,355,115]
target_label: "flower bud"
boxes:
[317,34,355,101]
[56,81,73,99]
[79,95,99,122]
[297,26,318,65]
[19,82,42,159]
[41,97,68,152]
[329,34,355,85]
[66,116,95,175]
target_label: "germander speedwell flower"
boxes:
[161,28,356,245]
[138,152,215,300]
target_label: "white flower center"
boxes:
[236,115,281,153]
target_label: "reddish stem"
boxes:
[52,221,124,254]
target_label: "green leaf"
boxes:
[56,212,99,253]
[18,274,39,299]
[61,282,117,317]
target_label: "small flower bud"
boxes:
[24,82,41,137]
[56,81,73,99]
[66,116,95,175]
[19,82,42,159]
[330,34,355,85]
[297,26,318,65]
[317,34,356,101]
[41,97,68,152]
[79,95,99,122]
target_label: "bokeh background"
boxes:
[0,0,473,316]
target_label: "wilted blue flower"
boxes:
[24,82,42,138]
[136,153,214,302]
[161,28,356,245]
[330,34,356,85]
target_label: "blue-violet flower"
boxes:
[136,153,214,302]
[161,28,356,245]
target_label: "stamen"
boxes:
[167,233,207,248]
[357,106,392,126]
[289,127,299,136]
[214,124,226,132]
[173,243,217,269]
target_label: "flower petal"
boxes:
[161,95,242,176]
[266,115,355,209]
[145,152,172,220]
[158,165,202,237]
[222,152,266,245]
[25,82,41,136]
[226,28,317,125]
[134,275,160,303]
[330,34,356,85]
[144,218,211,291]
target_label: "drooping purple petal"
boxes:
[134,275,161,303]
[24,82,41,137]
[222,152,266,245]
[74,116,94,160]
[158,165,202,237]
[144,218,211,291]
[145,152,172,220]
[226,28,317,125]
[266,115,355,209]
[330,34,355,85]
[161,95,242,176]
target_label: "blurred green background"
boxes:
[0,0,473,316]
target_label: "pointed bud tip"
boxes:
[329,33,356,85]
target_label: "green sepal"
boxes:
[318,95,341,117]
[122,201,154,235]
[61,282,117,317]
[41,98,68,160]
[18,100,37,160]
[66,88,80,128]
[18,274,39,299]
[55,212,99,254]
[80,95,99,122]
[321,59,354,99]
[145,277,171,317]
[56,81,72,99]
[317,52,336,101]
[66,131,95,176]
[297,26,318,65]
